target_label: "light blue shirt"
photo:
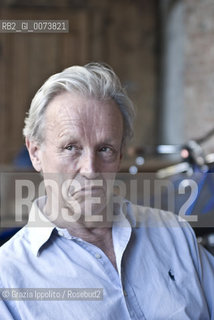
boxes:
[0,196,214,320]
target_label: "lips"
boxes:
[72,186,105,197]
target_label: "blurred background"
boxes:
[1,0,214,252]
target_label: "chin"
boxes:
[63,197,108,226]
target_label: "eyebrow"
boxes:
[58,135,120,148]
[57,129,78,140]
[57,135,78,145]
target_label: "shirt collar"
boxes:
[26,196,136,257]
[112,196,137,228]
[26,196,56,257]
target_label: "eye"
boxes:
[99,146,111,153]
[65,145,75,151]
[65,144,80,153]
[98,146,118,161]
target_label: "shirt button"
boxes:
[95,253,102,259]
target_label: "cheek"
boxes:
[103,155,121,171]
[99,163,118,174]
[40,150,64,172]
[53,155,80,176]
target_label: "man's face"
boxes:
[28,92,123,226]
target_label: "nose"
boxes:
[80,150,99,179]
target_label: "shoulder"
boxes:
[0,226,29,256]
[0,226,30,286]
[126,201,198,252]
[127,201,190,228]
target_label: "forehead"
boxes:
[45,92,123,133]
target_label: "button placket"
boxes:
[95,253,102,259]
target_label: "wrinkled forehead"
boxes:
[44,91,123,137]
[45,92,85,121]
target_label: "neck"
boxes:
[43,197,117,270]
[43,196,113,238]
[67,225,112,244]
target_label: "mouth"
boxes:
[71,186,105,197]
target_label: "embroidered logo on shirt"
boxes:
[168,269,175,281]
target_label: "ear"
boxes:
[25,138,42,172]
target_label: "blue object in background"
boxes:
[13,145,33,169]
[0,228,21,246]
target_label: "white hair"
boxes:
[23,62,135,146]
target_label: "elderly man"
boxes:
[0,63,214,320]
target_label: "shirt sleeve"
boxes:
[196,243,214,319]
[0,276,20,320]
[0,299,19,320]
[173,215,214,319]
